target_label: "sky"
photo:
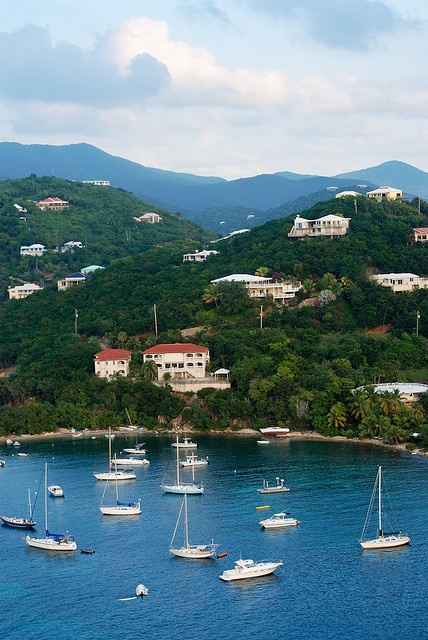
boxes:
[1,0,428,180]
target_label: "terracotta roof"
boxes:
[414,228,428,233]
[38,197,69,204]
[143,343,208,355]
[94,349,132,361]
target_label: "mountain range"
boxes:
[1,142,427,233]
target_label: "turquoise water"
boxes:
[0,435,427,640]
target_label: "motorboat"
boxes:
[17,452,29,457]
[257,477,290,494]
[48,485,64,498]
[180,453,209,467]
[161,436,204,494]
[112,457,150,466]
[0,460,5,467]
[257,439,270,444]
[26,462,77,552]
[171,436,198,449]
[170,493,218,559]
[259,427,290,437]
[259,512,300,529]
[219,557,283,582]
[359,466,410,550]
[122,443,147,455]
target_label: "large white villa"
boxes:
[94,349,132,379]
[211,274,302,302]
[8,283,43,300]
[287,214,351,239]
[366,186,402,202]
[370,273,428,293]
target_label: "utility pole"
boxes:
[153,304,158,339]
[74,308,79,335]
[260,305,263,330]
[416,310,420,337]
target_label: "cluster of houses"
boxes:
[94,344,230,392]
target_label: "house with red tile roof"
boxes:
[142,343,209,379]
[94,349,132,379]
[412,227,428,243]
[37,197,70,211]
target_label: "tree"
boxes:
[255,266,269,277]
[202,284,222,307]
[141,359,158,380]
[326,402,347,430]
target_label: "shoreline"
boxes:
[1,427,426,459]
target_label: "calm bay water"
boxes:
[0,434,427,640]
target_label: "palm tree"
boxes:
[378,390,401,417]
[255,267,269,277]
[141,359,159,380]
[202,284,222,307]
[350,390,372,424]
[327,402,347,430]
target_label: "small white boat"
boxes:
[112,457,150,466]
[99,456,141,516]
[219,557,283,582]
[171,436,198,449]
[259,427,290,437]
[259,512,300,529]
[17,452,29,457]
[0,460,6,467]
[257,477,290,494]
[161,436,204,494]
[6,438,13,445]
[48,485,64,498]
[26,462,77,552]
[180,453,209,467]
[359,466,410,550]
[136,584,148,597]
[122,443,147,455]
[13,440,21,446]
[257,439,270,445]
[170,493,218,559]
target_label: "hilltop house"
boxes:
[82,180,110,186]
[412,228,428,243]
[354,382,428,404]
[37,197,70,211]
[287,214,351,239]
[8,283,43,299]
[366,186,402,202]
[60,241,84,253]
[134,212,162,224]
[94,349,132,379]
[57,271,89,290]
[370,272,428,292]
[183,250,218,262]
[81,265,105,275]
[20,244,46,256]
[211,274,302,302]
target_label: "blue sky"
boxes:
[1,0,428,179]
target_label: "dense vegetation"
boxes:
[1,178,428,452]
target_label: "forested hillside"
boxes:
[1,189,428,451]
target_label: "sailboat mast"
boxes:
[175,435,180,485]
[378,466,382,537]
[44,462,48,534]
[28,488,33,520]
[184,494,189,548]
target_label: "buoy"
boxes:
[217,552,228,558]
[256,505,270,510]
[81,548,95,554]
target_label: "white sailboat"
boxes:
[1,488,37,529]
[359,466,410,550]
[93,428,136,481]
[25,462,77,552]
[99,455,141,516]
[161,436,204,494]
[170,493,218,558]
[119,408,139,431]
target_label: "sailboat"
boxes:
[119,408,139,431]
[99,455,141,516]
[93,428,136,481]
[161,436,204,494]
[25,462,77,552]
[359,466,410,550]
[1,488,37,529]
[170,493,218,558]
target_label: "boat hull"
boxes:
[25,535,77,552]
[1,516,36,529]
[260,518,300,529]
[259,428,290,437]
[220,561,282,582]
[360,535,410,550]
[100,503,141,516]
[112,458,149,466]
[122,448,146,455]
[170,545,217,559]
[48,486,64,497]
[161,484,204,494]
[93,471,136,481]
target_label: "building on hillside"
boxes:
[20,243,46,256]
[57,271,89,290]
[81,265,105,275]
[353,382,428,404]
[143,343,210,379]
[82,180,110,186]
[287,214,351,239]
[335,191,361,198]
[134,212,162,224]
[366,186,402,202]
[8,283,43,299]
[94,349,132,379]
[183,250,219,262]
[60,241,84,253]
[211,273,302,302]
[37,197,70,211]
[370,272,428,292]
[412,228,428,243]
[14,204,27,213]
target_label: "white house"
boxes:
[335,191,361,198]
[37,197,70,210]
[211,274,302,302]
[366,186,402,202]
[8,283,43,300]
[81,265,105,275]
[57,271,89,290]
[288,214,351,239]
[183,250,218,262]
[134,212,162,224]
[60,241,84,253]
[354,382,428,403]
[370,272,428,292]
[82,180,110,186]
[143,343,210,379]
[412,228,428,243]
[94,349,132,379]
[20,244,46,256]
